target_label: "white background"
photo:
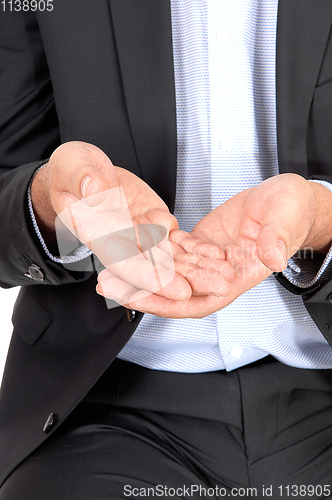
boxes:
[0,287,19,383]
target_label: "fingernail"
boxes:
[81,175,92,198]
[96,289,120,303]
[276,240,287,263]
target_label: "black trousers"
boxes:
[1,357,332,499]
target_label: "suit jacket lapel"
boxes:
[109,0,332,203]
[109,0,177,211]
[276,0,332,176]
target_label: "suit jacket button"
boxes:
[43,412,57,433]
[25,264,45,282]
[126,309,136,322]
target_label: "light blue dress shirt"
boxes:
[30,0,332,372]
[118,0,332,372]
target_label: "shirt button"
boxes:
[219,135,234,152]
[216,27,231,45]
[229,346,243,359]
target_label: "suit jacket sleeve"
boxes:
[0,11,91,288]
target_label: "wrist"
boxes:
[301,181,332,253]
[30,163,57,244]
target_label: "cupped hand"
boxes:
[31,141,234,302]
[99,173,332,318]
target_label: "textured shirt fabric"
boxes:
[29,0,332,372]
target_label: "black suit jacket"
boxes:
[1,0,332,487]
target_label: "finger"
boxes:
[97,270,140,305]
[169,230,201,247]
[172,234,226,261]
[135,210,179,235]
[173,253,235,281]
[171,236,203,253]
[189,242,226,260]
[157,238,187,260]
[128,293,226,319]
[178,242,226,261]
[194,258,236,282]
[98,241,231,303]
[134,222,168,253]
[106,250,192,301]
[183,268,232,296]
[97,268,195,313]
[141,245,178,270]
[144,238,235,282]
[142,246,235,295]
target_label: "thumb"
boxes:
[255,221,289,272]
[80,169,113,207]
[77,144,119,207]
[50,141,118,210]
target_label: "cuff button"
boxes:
[43,412,57,433]
[126,309,136,322]
[24,264,45,282]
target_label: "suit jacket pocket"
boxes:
[12,287,53,346]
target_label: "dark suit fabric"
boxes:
[1,0,332,490]
[3,358,332,499]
